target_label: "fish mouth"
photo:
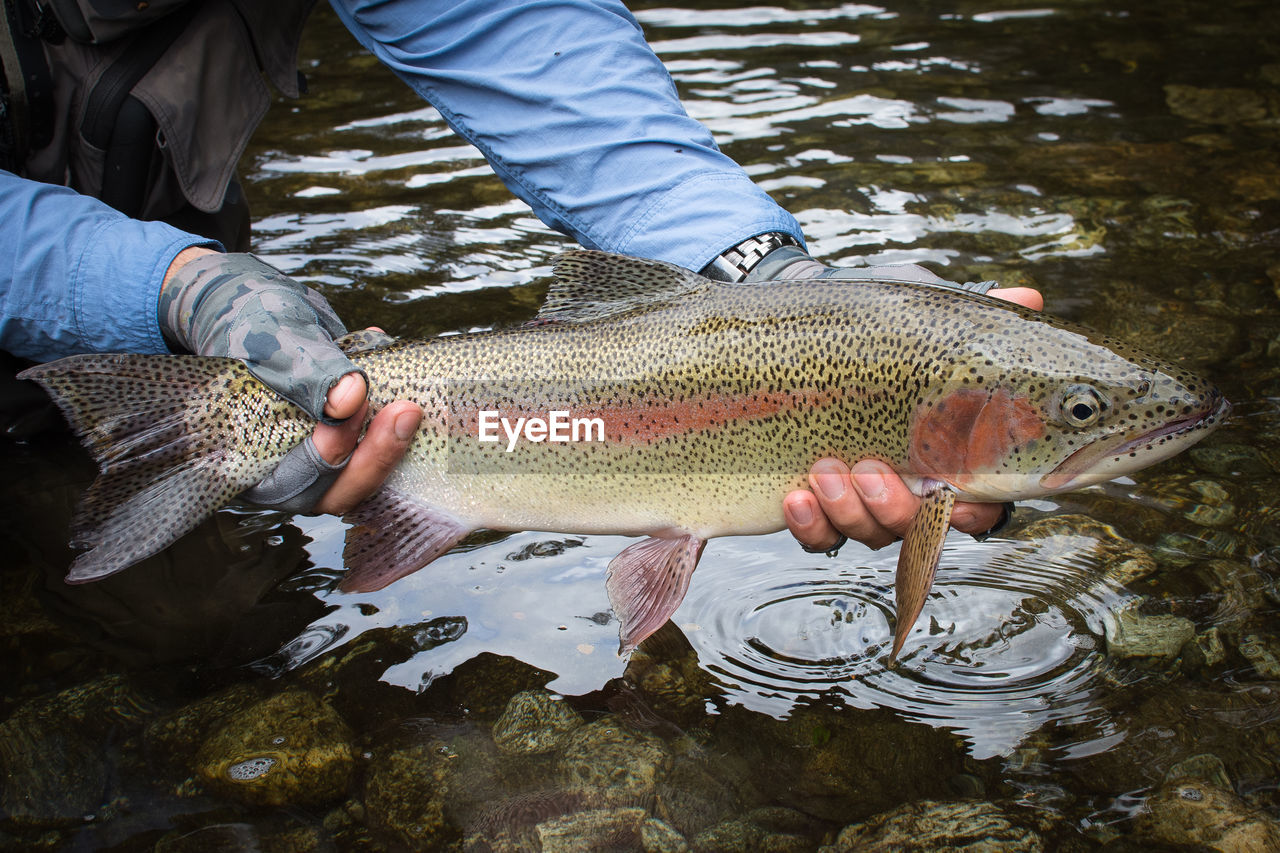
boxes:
[1040,392,1230,492]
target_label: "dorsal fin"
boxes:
[537,251,710,323]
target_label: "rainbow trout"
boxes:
[21,251,1228,661]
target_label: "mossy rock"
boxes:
[364,739,458,850]
[492,690,584,755]
[195,688,355,807]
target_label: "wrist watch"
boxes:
[700,232,801,283]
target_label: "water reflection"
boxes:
[289,523,629,695]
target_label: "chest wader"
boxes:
[0,0,315,437]
[1,0,316,251]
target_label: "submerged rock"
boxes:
[536,807,646,852]
[1168,753,1233,790]
[445,652,557,719]
[641,817,690,853]
[1181,627,1228,674]
[1237,634,1280,679]
[1140,476,1237,530]
[1104,607,1196,659]
[691,818,768,853]
[0,674,155,827]
[1137,777,1280,851]
[1165,84,1270,124]
[492,690,585,755]
[463,788,595,852]
[821,800,1047,852]
[625,653,716,730]
[145,682,266,772]
[654,758,741,838]
[154,816,323,853]
[693,807,817,853]
[195,688,355,807]
[557,717,671,808]
[710,705,975,824]
[1062,682,1280,796]
[0,724,106,827]
[364,739,457,850]
[1008,514,1157,585]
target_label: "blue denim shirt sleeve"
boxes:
[328,0,804,272]
[0,171,221,361]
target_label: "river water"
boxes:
[3,0,1279,849]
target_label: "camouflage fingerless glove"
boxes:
[159,252,359,422]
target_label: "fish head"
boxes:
[907,307,1229,502]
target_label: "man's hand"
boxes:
[309,374,422,516]
[732,242,1044,551]
[160,247,421,514]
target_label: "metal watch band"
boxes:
[701,232,802,282]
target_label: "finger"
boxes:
[312,400,368,465]
[312,401,422,516]
[323,372,368,421]
[847,459,924,543]
[989,287,1043,311]
[783,489,844,552]
[949,501,1007,536]
[809,458,904,550]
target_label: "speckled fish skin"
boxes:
[369,252,1224,529]
[20,250,1228,661]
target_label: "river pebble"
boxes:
[820,800,1049,852]
[1165,84,1271,124]
[557,716,671,807]
[0,674,153,827]
[363,739,457,849]
[195,687,355,807]
[537,806,647,852]
[641,816,690,853]
[1103,605,1195,659]
[492,689,585,755]
[1138,777,1280,851]
[1237,634,1280,679]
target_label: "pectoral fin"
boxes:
[606,534,706,655]
[340,488,472,592]
[891,486,956,663]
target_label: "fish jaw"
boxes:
[1040,390,1230,492]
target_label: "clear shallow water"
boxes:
[4,0,1280,848]
[681,537,1127,761]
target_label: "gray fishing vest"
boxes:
[0,0,316,250]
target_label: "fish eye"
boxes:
[1060,385,1106,428]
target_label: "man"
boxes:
[0,0,1038,558]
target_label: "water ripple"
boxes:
[681,535,1128,759]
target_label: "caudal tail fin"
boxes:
[19,354,289,583]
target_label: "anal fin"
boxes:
[891,485,956,663]
[606,534,706,655]
[340,489,472,592]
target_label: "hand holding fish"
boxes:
[741,244,1046,556]
[308,389,422,516]
[159,247,422,515]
